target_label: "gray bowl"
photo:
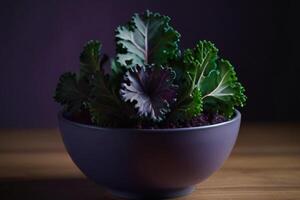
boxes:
[58,110,241,199]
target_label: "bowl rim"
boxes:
[58,109,241,133]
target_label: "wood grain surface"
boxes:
[0,123,299,200]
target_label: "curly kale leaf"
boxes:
[115,10,180,69]
[166,56,203,121]
[168,41,217,120]
[169,40,246,120]
[120,65,177,122]
[88,71,127,126]
[201,59,246,117]
[54,40,108,113]
[167,86,202,122]
[179,87,202,119]
[166,40,216,121]
[79,40,109,78]
[183,40,218,89]
[172,40,218,120]
[177,40,217,118]
[54,72,89,113]
[78,42,129,126]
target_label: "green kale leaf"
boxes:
[183,40,218,90]
[168,40,245,121]
[54,72,89,113]
[80,40,103,77]
[166,40,218,121]
[79,41,130,126]
[115,10,180,68]
[167,79,203,121]
[88,71,126,126]
[54,40,106,114]
[201,59,246,117]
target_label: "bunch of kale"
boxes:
[54,11,246,128]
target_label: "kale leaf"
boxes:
[88,71,126,126]
[120,65,177,122]
[115,10,180,68]
[79,40,109,83]
[183,40,218,89]
[171,40,245,119]
[54,72,89,113]
[54,40,126,126]
[79,42,129,126]
[201,59,246,117]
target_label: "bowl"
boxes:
[58,110,241,199]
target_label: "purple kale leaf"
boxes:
[120,65,177,121]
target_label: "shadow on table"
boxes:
[0,178,118,200]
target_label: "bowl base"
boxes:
[107,186,195,199]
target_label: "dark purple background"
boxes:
[0,0,299,128]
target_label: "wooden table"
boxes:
[0,124,299,199]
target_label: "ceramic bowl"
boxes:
[58,110,241,199]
